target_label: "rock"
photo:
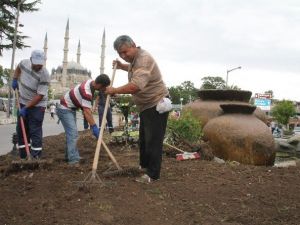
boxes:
[274,160,297,168]
[287,135,300,146]
[276,140,296,151]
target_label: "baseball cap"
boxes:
[31,50,45,65]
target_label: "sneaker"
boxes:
[135,174,152,184]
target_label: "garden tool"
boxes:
[11,91,50,171]
[79,62,128,186]
[163,142,200,161]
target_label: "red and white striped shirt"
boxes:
[60,79,94,110]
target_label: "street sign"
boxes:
[255,93,272,99]
[254,98,271,110]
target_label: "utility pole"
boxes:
[7,0,26,118]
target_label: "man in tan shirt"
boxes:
[105,35,170,183]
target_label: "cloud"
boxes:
[1,0,300,100]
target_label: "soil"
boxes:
[1,130,300,225]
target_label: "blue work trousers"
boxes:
[98,105,113,130]
[17,105,45,159]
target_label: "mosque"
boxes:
[43,19,106,98]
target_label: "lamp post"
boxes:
[180,97,183,110]
[226,66,241,88]
[7,0,26,118]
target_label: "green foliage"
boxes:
[0,0,41,56]
[114,94,136,120]
[0,65,11,87]
[167,110,203,144]
[168,80,198,104]
[264,90,274,98]
[48,87,53,100]
[271,100,296,127]
[200,76,226,89]
[227,84,241,90]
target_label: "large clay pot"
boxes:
[203,103,275,166]
[185,89,267,127]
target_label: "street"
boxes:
[0,112,88,156]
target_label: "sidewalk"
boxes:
[0,111,17,125]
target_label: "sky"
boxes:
[1,0,300,101]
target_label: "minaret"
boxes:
[100,29,105,74]
[77,40,81,64]
[43,32,48,67]
[62,19,69,87]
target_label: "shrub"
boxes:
[166,110,203,145]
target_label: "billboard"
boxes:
[254,98,271,110]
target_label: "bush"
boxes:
[166,110,203,145]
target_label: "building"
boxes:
[44,19,105,98]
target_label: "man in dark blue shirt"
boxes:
[93,91,114,133]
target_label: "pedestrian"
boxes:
[56,74,110,166]
[93,91,114,133]
[105,35,171,183]
[50,103,56,120]
[12,49,50,159]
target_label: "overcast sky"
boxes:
[1,0,300,101]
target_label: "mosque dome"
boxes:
[67,60,86,71]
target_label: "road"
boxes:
[0,113,89,156]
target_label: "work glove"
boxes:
[18,107,27,118]
[12,78,18,90]
[91,124,99,139]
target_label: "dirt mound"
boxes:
[1,131,300,225]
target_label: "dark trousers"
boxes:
[139,106,169,180]
[98,105,113,130]
[17,105,45,158]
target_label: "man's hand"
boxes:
[112,59,123,69]
[12,79,18,90]
[91,124,99,139]
[19,107,27,117]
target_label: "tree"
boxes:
[0,65,10,87]
[264,90,274,98]
[271,100,296,129]
[0,0,41,56]
[168,81,198,104]
[200,76,226,89]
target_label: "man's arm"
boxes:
[113,60,129,72]
[105,82,139,95]
[83,107,97,126]
[13,66,21,79]
[25,95,44,108]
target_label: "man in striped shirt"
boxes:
[56,74,110,165]
[12,50,50,159]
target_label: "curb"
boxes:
[0,117,17,125]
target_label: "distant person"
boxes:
[12,50,50,159]
[50,103,56,120]
[93,91,114,133]
[270,121,276,134]
[56,74,110,165]
[105,35,171,183]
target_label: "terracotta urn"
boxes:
[203,103,275,166]
[185,89,267,127]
